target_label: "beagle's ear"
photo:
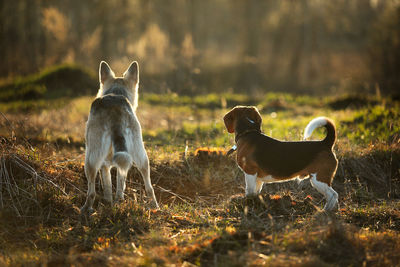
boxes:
[249,106,262,126]
[223,108,236,133]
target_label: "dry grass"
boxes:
[0,134,399,266]
[0,94,399,266]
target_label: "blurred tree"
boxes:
[0,0,398,95]
[233,0,266,92]
[0,0,45,76]
[368,5,400,95]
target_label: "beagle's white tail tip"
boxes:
[303,117,328,140]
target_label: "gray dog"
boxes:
[81,61,158,214]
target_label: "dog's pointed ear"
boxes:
[249,106,262,126]
[99,61,115,85]
[223,108,236,133]
[123,61,139,87]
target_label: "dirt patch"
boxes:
[227,194,317,218]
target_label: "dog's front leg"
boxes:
[245,173,258,196]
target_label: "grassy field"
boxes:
[0,68,399,266]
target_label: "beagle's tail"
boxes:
[303,117,336,148]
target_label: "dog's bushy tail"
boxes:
[113,152,132,171]
[304,117,336,148]
[112,130,132,172]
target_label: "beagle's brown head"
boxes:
[223,106,262,133]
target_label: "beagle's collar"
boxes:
[235,128,261,143]
[226,144,237,156]
[227,117,261,156]
[227,129,260,156]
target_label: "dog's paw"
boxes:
[149,200,159,210]
[323,199,339,212]
[114,195,125,204]
[245,193,259,199]
[80,206,94,214]
[80,206,95,223]
[103,196,113,205]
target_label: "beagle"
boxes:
[223,106,338,211]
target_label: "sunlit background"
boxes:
[1,0,399,95]
[1,2,400,265]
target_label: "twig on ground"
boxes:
[156,185,193,205]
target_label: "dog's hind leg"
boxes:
[100,165,112,204]
[81,159,101,214]
[324,186,338,211]
[81,132,110,214]
[133,144,158,209]
[310,173,338,211]
[140,156,159,209]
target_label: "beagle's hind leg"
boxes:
[310,173,338,211]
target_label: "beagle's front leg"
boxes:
[244,173,258,196]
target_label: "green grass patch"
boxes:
[340,104,400,144]
[0,64,97,102]
[142,92,258,109]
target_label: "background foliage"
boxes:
[1,0,400,95]
[1,1,400,265]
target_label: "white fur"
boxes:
[246,174,306,195]
[259,175,304,184]
[310,173,338,211]
[246,174,312,195]
[245,173,257,196]
[113,152,132,171]
[259,175,277,183]
[304,117,328,140]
